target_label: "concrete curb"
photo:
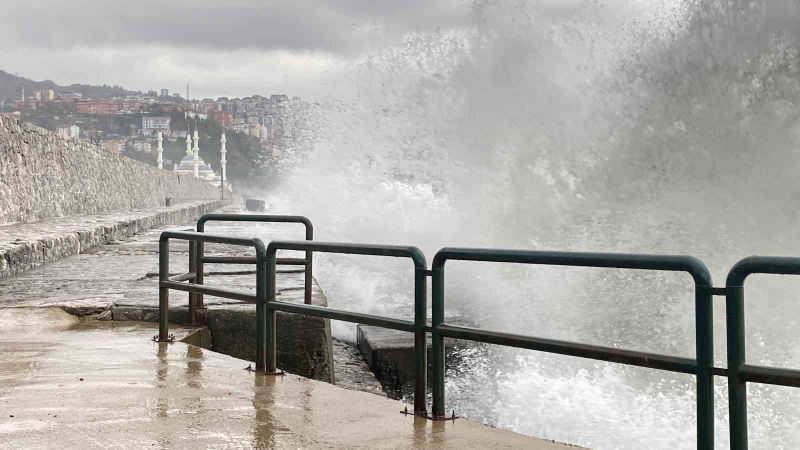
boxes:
[0,199,227,280]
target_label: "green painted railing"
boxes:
[725,257,800,450]
[431,248,714,447]
[157,230,267,342]
[157,213,800,450]
[197,213,314,305]
[262,240,428,415]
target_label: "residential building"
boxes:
[212,111,231,127]
[142,116,171,136]
[33,90,55,101]
[120,101,143,112]
[131,140,152,152]
[56,124,80,139]
[76,100,119,115]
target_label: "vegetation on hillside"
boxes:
[0,69,138,103]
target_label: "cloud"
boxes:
[0,0,470,54]
[0,44,343,100]
[0,1,472,99]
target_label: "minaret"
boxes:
[185,127,192,157]
[220,131,227,187]
[156,131,164,169]
[192,126,200,178]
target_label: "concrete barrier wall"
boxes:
[0,117,221,225]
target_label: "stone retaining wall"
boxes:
[0,117,221,225]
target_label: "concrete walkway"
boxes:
[0,307,574,449]
[0,211,579,448]
[0,218,340,382]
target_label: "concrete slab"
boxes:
[0,307,576,449]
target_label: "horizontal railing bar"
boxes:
[168,272,196,282]
[739,364,800,387]
[160,280,257,303]
[276,258,307,266]
[268,240,425,267]
[202,256,256,264]
[161,231,263,249]
[710,366,729,377]
[198,213,313,229]
[146,270,302,278]
[205,270,258,276]
[433,248,711,285]
[201,256,306,266]
[726,256,800,286]
[437,324,698,374]
[269,301,416,333]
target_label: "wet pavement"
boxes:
[0,217,364,386]
[0,225,316,314]
[0,307,573,449]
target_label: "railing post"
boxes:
[158,236,170,341]
[304,223,313,305]
[413,265,428,416]
[431,264,446,418]
[265,244,278,373]
[726,284,747,450]
[196,214,314,306]
[188,240,197,324]
[256,246,267,371]
[195,222,206,309]
[694,284,714,450]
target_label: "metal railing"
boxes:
[155,222,800,449]
[725,256,800,450]
[196,214,314,305]
[157,230,267,342]
[430,248,715,448]
[260,240,429,415]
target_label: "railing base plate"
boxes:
[244,364,285,376]
[401,408,459,421]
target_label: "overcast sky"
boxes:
[0,0,471,100]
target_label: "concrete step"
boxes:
[357,324,459,399]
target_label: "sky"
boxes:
[0,0,474,101]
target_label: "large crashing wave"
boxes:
[262,1,800,448]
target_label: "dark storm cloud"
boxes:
[0,0,469,53]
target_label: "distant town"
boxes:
[0,81,313,184]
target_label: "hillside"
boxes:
[0,69,137,102]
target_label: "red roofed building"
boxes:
[212,111,232,127]
[76,100,119,115]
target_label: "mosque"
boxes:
[155,122,231,192]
